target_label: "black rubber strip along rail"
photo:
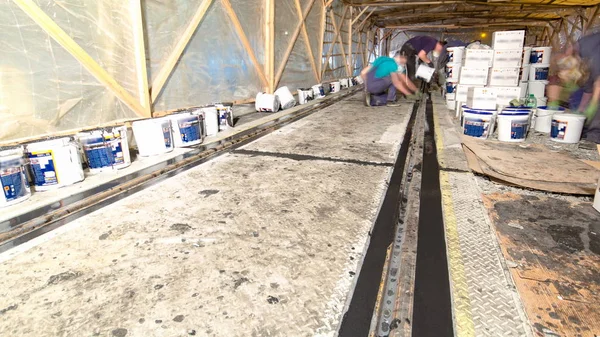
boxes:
[0,88,360,253]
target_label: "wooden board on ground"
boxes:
[462,136,600,195]
[483,193,600,337]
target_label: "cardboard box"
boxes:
[467,87,498,110]
[488,67,520,86]
[463,49,494,67]
[495,86,522,106]
[459,67,489,85]
[493,50,523,68]
[492,30,525,50]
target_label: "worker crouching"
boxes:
[360,51,418,107]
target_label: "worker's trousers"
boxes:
[366,66,396,106]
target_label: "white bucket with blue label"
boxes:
[167,112,204,147]
[77,126,131,174]
[529,64,549,81]
[0,147,31,208]
[529,47,552,65]
[462,109,495,139]
[312,84,325,99]
[340,78,350,89]
[132,118,174,157]
[550,113,586,143]
[497,109,531,142]
[25,137,84,191]
[534,106,565,133]
[330,81,341,93]
[298,88,314,105]
[215,104,234,131]
[447,46,465,63]
[197,106,220,137]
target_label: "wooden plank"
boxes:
[585,5,600,32]
[222,0,269,89]
[330,8,350,76]
[348,6,353,76]
[12,0,147,118]
[265,0,275,92]
[351,6,369,25]
[150,0,213,103]
[274,0,317,89]
[130,0,151,117]
[294,0,319,83]
[317,1,326,82]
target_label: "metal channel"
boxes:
[338,100,420,337]
[0,89,360,252]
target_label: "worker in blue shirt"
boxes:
[360,51,417,106]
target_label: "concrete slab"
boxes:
[0,93,410,337]
[243,96,413,164]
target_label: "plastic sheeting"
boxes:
[0,0,337,142]
[0,0,140,141]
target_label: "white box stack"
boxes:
[492,30,525,50]
[487,30,526,109]
[463,49,494,67]
[467,87,498,110]
[488,68,520,86]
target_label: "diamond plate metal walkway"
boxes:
[431,96,533,337]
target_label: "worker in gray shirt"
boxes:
[400,36,446,81]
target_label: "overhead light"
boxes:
[480,32,487,38]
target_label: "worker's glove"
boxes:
[426,62,434,68]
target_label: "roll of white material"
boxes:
[255,92,280,113]
[274,86,296,110]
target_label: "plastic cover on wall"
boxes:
[0,0,140,141]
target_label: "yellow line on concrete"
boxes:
[432,106,476,337]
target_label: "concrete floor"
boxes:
[0,94,412,337]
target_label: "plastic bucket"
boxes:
[446,99,455,110]
[530,47,552,65]
[298,88,314,105]
[25,137,84,191]
[529,64,549,81]
[550,113,586,143]
[330,81,341,93]
[166,112,204,147]
[462,109,495,139]
[535,106,565,133]
[522,47,532,65]
[198,107,219,137]
[447,46,465,63]
[78,126,131,173]
[416,64,435,82]
[528,81,547,98]
[497,110,531,142]
[445,63,461,81]
[537,97,547,107]
[312,84,325,99]
[0,147,31,207]
[348,77,355,87]
[340,78,350,89]
[519,66,530,82]
[132,118,174,157]
[216,104,234,131]
[274,86,296,110]
[255,92,280,113]
[354,76,364,85]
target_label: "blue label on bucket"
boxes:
[163,126,172,148]
[84,143,114,169]
[28,151,58,186]
[511,121,528,139]
[530,51,545,64]
[178,118,201,143]
[533,67,549,80]
[464,119,489,138]
[111,139,125,165]
[446,82,456,94]
[550,120,567,139]
[1,167,25,201]
[318,86,325,96]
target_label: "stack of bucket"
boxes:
[527,46,552,107]
[444,46,464,110]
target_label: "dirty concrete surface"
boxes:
[0,93,412,337]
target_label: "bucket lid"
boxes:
[537,106,565,111]
[553,113,586,120]
[499,111,529,116]
[463,109,494,115]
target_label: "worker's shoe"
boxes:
[363,90,371,107]
[386,101,401,107]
